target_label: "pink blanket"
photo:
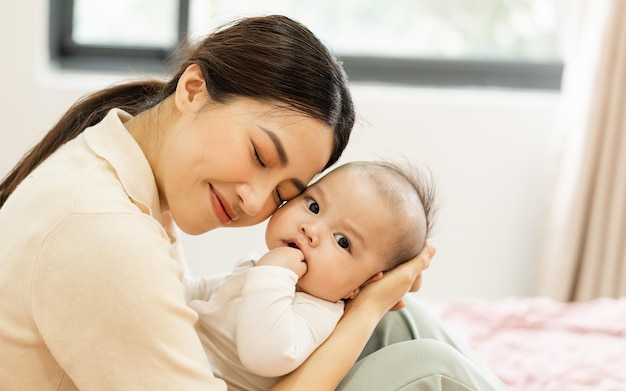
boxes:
[419,297,626,391]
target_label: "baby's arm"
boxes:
[184,255,258,302]
[235,248,344,377]
[183,273,228,302]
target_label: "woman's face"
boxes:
[155,96,334,235]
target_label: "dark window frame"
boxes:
[49,0,562,90]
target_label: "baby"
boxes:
[186,160,437,391]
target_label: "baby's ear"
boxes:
[362,271,384,286]
[343,288,360,300]
[343,272,385,300]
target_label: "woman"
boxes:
[0,15,503,391]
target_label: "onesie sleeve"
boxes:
[184,257,259,302]
[236,265,344,377]
[30,213,227,390]
[184,273,229,302]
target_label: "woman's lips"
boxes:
[209,185,233,225]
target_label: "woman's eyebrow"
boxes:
[292,179,307,194]
[259,125,306,193]
[260,126,287,164]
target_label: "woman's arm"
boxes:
[269,245,435,391]
[33,214,227,390]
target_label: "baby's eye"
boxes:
[306,199,319,214]
[335,234,350,250]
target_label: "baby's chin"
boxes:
[297,280,347,303]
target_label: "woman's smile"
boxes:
[209,184,235,225]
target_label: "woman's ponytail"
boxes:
[0,80,169,208]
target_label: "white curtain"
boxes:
[536,0,626,301]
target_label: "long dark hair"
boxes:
[0,15,354,208]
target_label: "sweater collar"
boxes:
[83,108,162,225]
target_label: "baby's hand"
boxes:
[257,247,308,278]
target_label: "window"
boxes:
[49,0,567,89]
[49,0,188,71]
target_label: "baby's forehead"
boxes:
[309,166,375,196]
[315,164,364,183]
[316,164,353,180]
[306,167,344,190]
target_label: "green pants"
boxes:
[337,296,507,391]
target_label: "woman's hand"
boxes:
[393,244,436,309]
[408,243,436,292]
[347,244,436,313]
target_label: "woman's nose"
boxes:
[237,182,272,217]
[299,222,320,247]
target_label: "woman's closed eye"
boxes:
[253,146,266,168]
[275,188,286,207]
[253,145,288,207]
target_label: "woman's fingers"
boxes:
[386,244,435,288]
[386,245,435,310]
[407,245,435,292]
[389,299,406,311]
[417,244,436,270]
[348,245,436,314]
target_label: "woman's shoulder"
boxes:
[9,125,159,221]
[3,132,170,274]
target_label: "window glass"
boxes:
[73,0,179,48]
[187,0,567,62]
[58,0,566,88]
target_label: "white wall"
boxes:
[0,0,561,299]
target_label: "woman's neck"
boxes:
[123,97,177,214]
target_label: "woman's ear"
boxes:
[175,64,207,113]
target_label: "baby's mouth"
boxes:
[288,242,300,250]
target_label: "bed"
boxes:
[417,296,626,391]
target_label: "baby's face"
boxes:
[265,167,397,302]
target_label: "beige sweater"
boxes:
[0,109,226,390]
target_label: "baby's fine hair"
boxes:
[340,160,437,270]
